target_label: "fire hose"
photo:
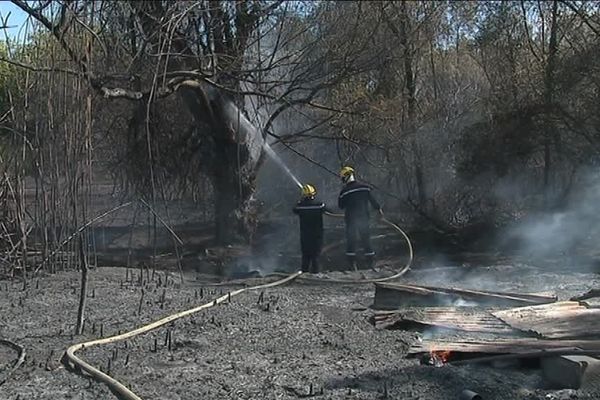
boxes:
[311,213,413,283]
[63,272,302,400]
[0,339,25,386]
[63,216,413,399]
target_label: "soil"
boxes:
[1,258,599,400]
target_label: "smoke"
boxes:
[227,253,291,279]
[451,298,479,307]
[499,170,600,267]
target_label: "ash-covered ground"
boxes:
[0,259,599,400]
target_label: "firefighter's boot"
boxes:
[347,255,358,272]
[365,254,375,271]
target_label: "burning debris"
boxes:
[372,279,600,394]
[373,307,517,334]
[409,338,600,357]
[372,282,556,310]
[492,301,600,339]
[421,349,453,367]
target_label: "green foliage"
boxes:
[0,41,20,148]
[4,0,600,233]
[0,42,14,121]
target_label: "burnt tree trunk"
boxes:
[543,0,559,209]
[398,1,426,209]
[14,0,269,247]
[180,82,264,245]
[211,143,257,245]
[75,238,88,335]
[128,1,263,245]
[202,1,262,245]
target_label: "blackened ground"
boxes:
[0,260,598,400]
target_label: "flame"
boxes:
[433,350,452,362]
[428,349,452,366]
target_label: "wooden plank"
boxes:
[373,282,557,310]
[377,282,557,302]
[408,339,600,357]
[571,289,600,302]
[373,307,517,334]
[492,301,600,339]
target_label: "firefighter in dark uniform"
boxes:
[293,184,331,273]
[338,166,383,270]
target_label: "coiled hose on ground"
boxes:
[63,272,302,400]
[63,215,413,399]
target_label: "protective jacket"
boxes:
[293,198,329,252]
[338,181,381,220]
[338,181,381,259]
[293,197,331,273]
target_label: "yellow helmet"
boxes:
[301,183,317,197]
[340,166,355,178]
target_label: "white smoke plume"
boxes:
[499,171,600,267]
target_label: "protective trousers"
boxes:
[345,216,374,268]
[301,253,320,274]
[301,238,322,274]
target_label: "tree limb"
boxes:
[559,0,600,37]
[0,57,82,77]
[11,0,90,75]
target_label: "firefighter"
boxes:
[338,166,383,270]
[293,183,332,273]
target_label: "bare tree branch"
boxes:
[11,0,90,75]
[0,57,81,77]
[559,0,600,37]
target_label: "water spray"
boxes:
[261,139,414,283]
[58,86,415,400]
[219,92,303,189]
[220,94,413,280]
[263,142,303,189]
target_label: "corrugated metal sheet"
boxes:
[373,282,557,310]
[374,307,516,334]
[409,338,600,357]
[492,301,600,339]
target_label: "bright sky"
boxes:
[0,1,30,41]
